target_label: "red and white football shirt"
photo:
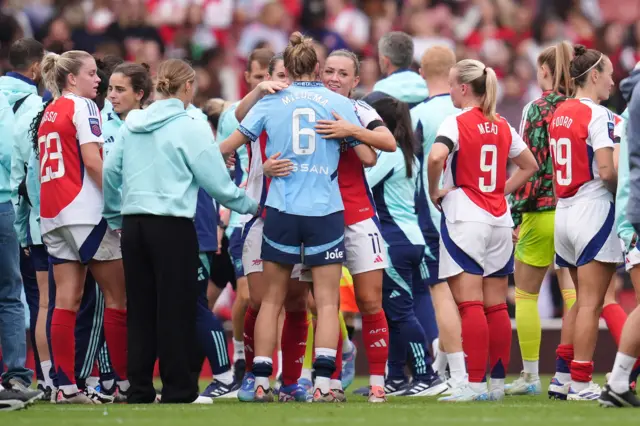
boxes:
[38,93,105,234]
[549,98,615,206]
[338,100,380,226]
[437,107,526,227]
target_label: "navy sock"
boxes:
[313,356,336,379]
[195,291,230,375]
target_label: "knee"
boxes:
[56,294,82,312]
[356,294,381,316]
[284,292,307,312]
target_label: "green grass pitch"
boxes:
[4,376,639,425]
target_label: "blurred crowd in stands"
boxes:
[1,0,639,119]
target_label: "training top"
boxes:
[411,93,459,262]
[510,91,566,226]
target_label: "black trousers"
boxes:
[122,215,200,404]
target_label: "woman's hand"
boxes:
[429,187,456,211]
[263,152,293,177]
[257,80,289,95]
[315,112,358,139]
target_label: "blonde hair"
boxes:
[537,41,573,95]
[283,32,318,79]
[454,59,498,121]
[421,45,456,80]
[155,59,196,97]
[41,50,94,98]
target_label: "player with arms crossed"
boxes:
[428,59,538,402]
[550,45,621,401]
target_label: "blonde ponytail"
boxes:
[482,67,498,121]
[553,41,573,95]
[40,53,61,97]
[454,59,498,121]
[40,50,93,98]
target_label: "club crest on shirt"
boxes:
[608,121,615,143]
[89,117,102,137]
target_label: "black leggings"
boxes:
[121,215,200,404]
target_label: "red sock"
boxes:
[51,308,77,386]
[555,344,574,374]
[244,306,259,371]
[281,311,308,386]
[331,328,344,381]
[571,360,594,383]
[90,362,99,378]
[361,310,389,377]
[485,303,510,379]
[602,303,627,347]
[459,301,488,383]
[104,308,128,381]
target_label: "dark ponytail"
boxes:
[370,98,417,178]
[30,99,53,157]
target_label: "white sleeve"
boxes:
[435,114,459,151]
[353,100,383,128]
[588,106,615,151]
[73,98,105,145]
[508,124,527,158]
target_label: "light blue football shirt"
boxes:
[239,81,362,217]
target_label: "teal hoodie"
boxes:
[11,103,43,246]
[216,101,249,234]
[372,70,429,108]
[0,74,42,117]
[0,92,14,203]
[103,98,258,229]
[26,150,41,244]
[616,108,633,248]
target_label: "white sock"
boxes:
[102,379,115,392]
[301,368,313,382]
[523,360,539,377]
[433,350,448,376]
[255,376,270,389]
[609,352,636,394]
[447,352,467,384]
[216,370,234,385]
[343,339,354,354]
[490,378,504,393]
[60,384,79,395]
[469,382,488,394]
[0,384,4,391]
[330,379,342,390]
[37,379,45,388]
[86,376,99,388]
[41,360,54,388]
[315,376,330,393]
[233,339,245,362]
[370,375,384,387]
[117,380,130,392]
[315,348,337,359]
[277,351,283,377]
[554,372,571,384]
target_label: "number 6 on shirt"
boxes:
[479,144,497,192]
[292,107,316,155]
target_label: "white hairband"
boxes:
[573,53,603,80]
